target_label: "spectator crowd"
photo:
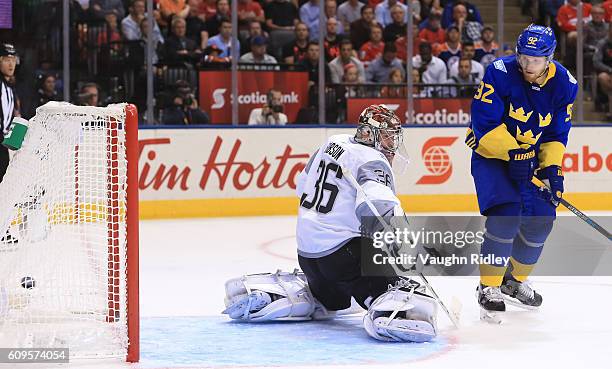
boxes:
[4,0,612,123]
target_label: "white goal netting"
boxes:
[0,102,133,358]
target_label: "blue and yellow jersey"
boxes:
[465,55,578,169]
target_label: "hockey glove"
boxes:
[507,147,537,184]
[536,165,564,205]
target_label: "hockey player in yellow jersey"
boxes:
[466,24,578,321]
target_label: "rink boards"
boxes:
[136,126,612,218]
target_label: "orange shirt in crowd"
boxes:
[359,41,385,67]
[432,42,461,57]
[160,0,187,15]
[418,27,445,47]
[474,41,499,52]
[557,2,592,32]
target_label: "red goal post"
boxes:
[124,104,140,362]
[0,102,140,362]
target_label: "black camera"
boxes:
[270,104,283,113]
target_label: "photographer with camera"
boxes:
[161,80,210,125]
[247,89,287,125]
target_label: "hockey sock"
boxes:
[480,203,522,287]
[509,216,554,282]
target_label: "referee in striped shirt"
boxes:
[0,43,18,182]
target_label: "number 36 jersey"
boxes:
[296,134,401,258]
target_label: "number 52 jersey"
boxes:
[296,134,401,258]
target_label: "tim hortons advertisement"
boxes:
[346,98,472,125]
[199,70,309,124]
[137,127,611,217]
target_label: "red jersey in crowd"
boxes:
[604,0,612,22]
[238,1,263,19]
[199,0,218,20]
[557,2,592,32]
[395,36,424,62]
[418,27,445,47]
[359,41,385,68]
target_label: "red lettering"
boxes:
[255,159,273,188]
[139,136,310,193]
[147,166,191,190]
[583,146,602,172]
[199,137,310,191]
[607,154,612,171]
[199,137,240,190]
[233,163,255,190]
[138,138,190,190]
[562,153,579,172]
[272,146,310,188]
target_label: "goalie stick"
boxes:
[531,177,611,242]
[341,166,461,328]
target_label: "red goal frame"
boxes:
[109,104,140,362]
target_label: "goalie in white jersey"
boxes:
[222,105,438,343]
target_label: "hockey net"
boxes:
[0,102,139,361]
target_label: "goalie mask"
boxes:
[355,104,409,170]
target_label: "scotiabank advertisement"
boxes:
[138,127,612,218]
[199,70,309,124]
[347,98,472,125]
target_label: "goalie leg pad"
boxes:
[364,281,438,343]
[222,270,322,322]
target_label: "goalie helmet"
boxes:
[355,104,403,157]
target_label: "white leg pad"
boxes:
[364,283,438,343]
[222,269,322,322]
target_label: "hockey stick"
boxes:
[531,177,612,241]
[341,166,461,328]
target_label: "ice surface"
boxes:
[5,214,611,369]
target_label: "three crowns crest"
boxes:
[509,103,533,123]
[515,127,542,145]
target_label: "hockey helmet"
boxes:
[0,43,17,58]
[356,104,403,156]
[516,24,556,61]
